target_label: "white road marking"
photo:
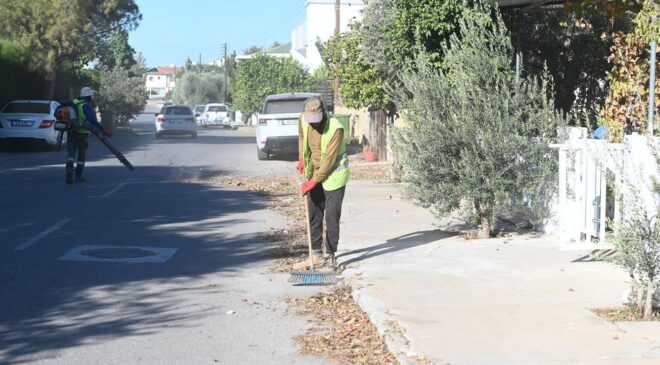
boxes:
[101,182,128,198]
[15,218,71,251]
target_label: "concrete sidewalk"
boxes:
[339,180,660,365]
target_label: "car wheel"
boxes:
[257,146,269,160]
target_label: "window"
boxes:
[163,106,192,115]
[149,76,153,81]
[2,102,50,113]
[207,105,227,112]
[157,76,161,80]
[263,99,307,114]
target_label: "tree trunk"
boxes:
[642,280,655,320]
[44,69,57,100]
[476,203,492,238]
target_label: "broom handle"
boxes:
[303,193,315,270]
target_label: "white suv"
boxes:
[256,93,325,160]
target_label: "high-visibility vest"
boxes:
[72,98,90,135]
[301,116,350,191]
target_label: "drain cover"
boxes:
[82,248,158,259]
[59,245,178,263]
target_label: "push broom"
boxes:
[288,191,337,285]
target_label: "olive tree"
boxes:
[390,3,563,238]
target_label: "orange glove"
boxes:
[296,157,304,174]
[301,180,318,196]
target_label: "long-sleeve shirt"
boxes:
[298,116,344,183]
[82,103,104,132]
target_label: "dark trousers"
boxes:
[306,184,346,255]
[66,132,88,176]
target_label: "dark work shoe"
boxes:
[324,252,337,268]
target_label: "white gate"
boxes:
[551,129,658,249]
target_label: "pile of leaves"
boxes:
[349,160,391,181]
[293,286,398,365]
[214,175,310,271]
[592,307,659,322]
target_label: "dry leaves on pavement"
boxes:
[293,286,398,365]
[349,161,391,181]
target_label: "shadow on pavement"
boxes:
[0,164,278,364]
[337,229,456,268]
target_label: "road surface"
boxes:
[0,105,326,364]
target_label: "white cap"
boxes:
[80,87,94,98]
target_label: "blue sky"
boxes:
[130,0,307,67]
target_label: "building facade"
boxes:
[291,0,364,72]
[144,66,179,100]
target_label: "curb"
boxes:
[349,278,431,365]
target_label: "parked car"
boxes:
[155,105,197,138]
[194,104,206,126]
[202,103,232,128]
[0,100,64,148]
[256,92,325,160]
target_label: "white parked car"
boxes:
[194,104,206,126]
[0,100,64,148]
[202,103,232,128]
[256,92,324,160]
[155,105,197,138]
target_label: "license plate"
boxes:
[11,120,33,127]
[282,119,297,125]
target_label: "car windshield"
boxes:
[207,105,226,112]
[163,106,192,115]
[263,99,306,114]
[195,106,205,112]
[2,102,50,114]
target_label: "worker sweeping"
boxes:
[293,96,350,271]
[64,87,112,184]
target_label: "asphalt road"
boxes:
[0,105,327,365]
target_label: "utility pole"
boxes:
[334,0,340,107]
[223,43,228,103]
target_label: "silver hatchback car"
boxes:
[155,105,197,139]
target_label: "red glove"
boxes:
[301,180,318,196]
[102,128,112,138]
[296,157,304,174]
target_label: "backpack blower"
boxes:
[54,104,134,171]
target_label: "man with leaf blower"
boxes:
[293,96,350,271]
[63,87,112,184]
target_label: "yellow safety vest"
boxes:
[301,116,349,191]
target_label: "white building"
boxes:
[144,66,179,99]
[291,0,365,72]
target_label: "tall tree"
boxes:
[97,30,137,70]
[0,0,141,98]
[361,0,466,75]
[320,23,391,112]
[172,71,225,106]
[231,54,311,120]
[96,54,147,129]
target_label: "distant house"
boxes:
[291,0,365,72]
[236,43,293,62]
[144,66,179,100]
